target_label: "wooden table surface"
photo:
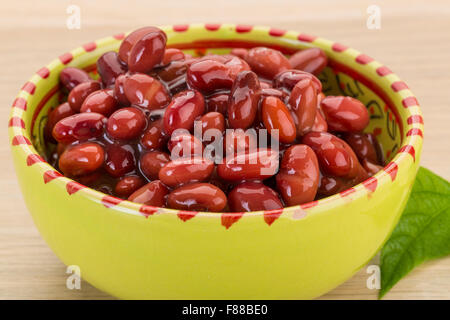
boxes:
[1,0,449,300]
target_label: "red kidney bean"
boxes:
[230,48,248,60]
[262,96,296,144]
[123,73,170,110]
[163,90,205,135]
[140,151,170,180]
[157,60,188,82]
[217,148,279,181]
[206,92,229,114]
[159,157,214,188]
[228,71,261,129]
[106,107,147,140]
[344,133,378,164]
[96,51,127,87]
[320,96,369,132]
[167,183,227,211]
[162,48,185,65]
[260,88,288,101]
[288,78,317,135]
[311,110,328,132]
[59,142,104,176]
[119,26,167,64]
[302,132,360,178]
[224,56,251,79]
[318,175,351,197]
[140,118,166,150]
[224,129,257,156]
[289,48,328,76]
[128,180,169,207]
[187,59,233,93]
[59,67,91,91]
[194,112,225,138]
[245,47,291,79]
[104,144,136,177]
[52,112,106,143]
[228,182,283,212]
[115,175,145,198]
[197,54,228,64]
[80,89,118,116]
[68,81,102,112]
[273,69,322,92]
[168,132,204,159]
[362,159,383,176]
[276,144,320,206]
[45,102,76,141]
[113,74,130,106]
[128,31,166,73]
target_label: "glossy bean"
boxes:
[113,74,130,106]
[167,183,227,212]
[45,102,76,141]
[311,109,328,132]
[168,132,204,159]
[140,151,170,180]
[159,157,215,187]
[230,48,248,60]
[128,180,169,207]
[68,81,102,112]
[262,96,296,143]
[302,132,360,178]
[273,69,322,92]
[224,56,251,79]
[96,51,127,87]
[104,144,136,177]
[344,133,378,164]
[123,73,170,109]
[128,31,166,73]
[106,107,147,140]
[80,89,118,116]
[186,59,233,93]
[52,112,106,143]
[320,96,369,132]
[288,78,317,135]
[163,90,205,135]
[223,129,257,156]
[228,182,283,212]
[140,118,167,150]
[59,67,91,91]
[217,148,279,181]
[228,71,261,129]
[276,144,320,206]
[157,60,188,82]
[289,48,328,76]
[205,92,229,114]
[115,175,145,198]
[59,142,105,176]
[194,112,225,139]
[118,26,167,64]
[245,47,291,79]
[162,48,185,65]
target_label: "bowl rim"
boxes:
[9,23,424,224]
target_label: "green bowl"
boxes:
[8,24,424,299]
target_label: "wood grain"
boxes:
[1,0,449,300]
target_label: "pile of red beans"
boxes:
[45,26,384,212]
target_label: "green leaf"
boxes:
[379,167,450,298]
